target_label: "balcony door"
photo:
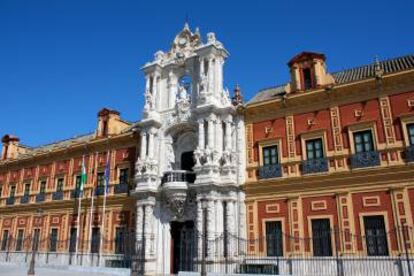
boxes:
[181,151,194,171]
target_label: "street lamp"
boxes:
[27,208,43,276]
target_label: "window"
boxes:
[119,168,129,185]
[56,178,64,192]
[312,219,332,256]
[97,172,105,187]
[115,227,125,254]
[364,216,389,256]
[32,229,40,251]
[303,68,313,90]
[69,228,77,253]
[16,230,24,251]
[24,183,30,196]
[353,130,374,153]
[49,228,58,252]
[39,180,46,194]
[407,123,414,146]
[75,175,82,191]
[91,227,100,253]
[9,185,16,198]
[102,120,108,136]
[306,138,324,160]
[266,221,283,256]
[1,230,9,251]
[263,145,278,166]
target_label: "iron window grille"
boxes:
[311,219,332,256]
[265,221,283,257]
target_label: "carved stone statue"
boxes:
[144,90,154,111]
[178,84,188,101]
[199,74,208,93]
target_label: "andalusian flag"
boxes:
[80,156,87,194]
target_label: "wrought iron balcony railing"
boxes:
[350,151,381,169]
[258,164,282,179]
[114,183,129,194]
[52,191,64,201]
[161,170,196,185]
[71,190,82,199]
[405,145,414,163]
[95,186,106,196]
[6,197,15,206]
[36,193,45,203]
[302,158,329,175]
[20,195,30,204]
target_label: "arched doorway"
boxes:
[181,151,195,171]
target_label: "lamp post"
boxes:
[27,208,43,276]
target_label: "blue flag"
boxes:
[104,154,110,195]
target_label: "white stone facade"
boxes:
[132,24,246,275]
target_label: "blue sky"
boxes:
[0,0,413,147]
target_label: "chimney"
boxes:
[1,135,20,160]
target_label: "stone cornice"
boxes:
[0,131,138,172]
[246,70,414,123]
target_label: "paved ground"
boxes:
[0,264,129,276]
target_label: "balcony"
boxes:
[301,158,329,175]
[20,195,30,204]
[6,197,15,206]
[71,190,82,199]
[350,151,381,169]
[258,164,282,179]
[52,191,64,201]
[405,145,414,163]
[114,183,129,194]
[161,170,196,185]
[95,186,106,196]
[36,193,45,203]
[161,170,195,217]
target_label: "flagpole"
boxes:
[99,150,110,267]
[88,152,97,254]
[75,155,85,265]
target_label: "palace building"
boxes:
[1,24,414,275]
[0,108,138,266]
[245,52,414,264]
[133,24,246,275]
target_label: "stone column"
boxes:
[198,119,205,150]
[207,115,215,149]
[207,199,215,258]
[136,204,144,255]
[225,117,232,151]
[140,132,147,160]
[215,199,224,257]
[168,71,177,108]
[208,58,214,94]
[216,119,223,154]
[153,74,159,109]
[226,199,235,256]
[145,75,150,93]
[144,204,154,257]
[196,200,203,259]
[147,130,154,159]
[215,56,224,96]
